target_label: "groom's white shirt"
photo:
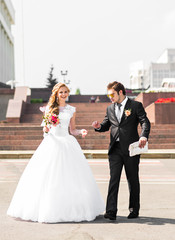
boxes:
[115,96,128,141]
[114,96,128,121]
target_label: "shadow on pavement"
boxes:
[91,215,175,225]
[116,216,175,225]
[13,215,175,225]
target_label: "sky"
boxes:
[11,0,175,94]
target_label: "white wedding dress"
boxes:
[7,104,105,223]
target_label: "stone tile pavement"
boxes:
[0,158,175,240]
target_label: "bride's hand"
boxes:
[43,126,50,133]
[81,129,88,138]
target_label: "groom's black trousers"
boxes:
[106,141,140,215]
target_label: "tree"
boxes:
[75,88,81,95]
[46,65,58,88]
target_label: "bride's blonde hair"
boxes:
[47,83,70,115]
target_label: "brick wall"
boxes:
[145,103,155,123]
[146,102,175,124]
[155,102,175,124]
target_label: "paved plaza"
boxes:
[0,157,175,240]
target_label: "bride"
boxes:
[7,83,105,223]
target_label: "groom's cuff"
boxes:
[95,125,102,131]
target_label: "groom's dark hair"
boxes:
[107,81,126,95]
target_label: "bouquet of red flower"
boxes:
[43,113,60,128]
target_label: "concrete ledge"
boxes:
[1,150,175,159]
[0,151,35,159]
[85,150,175,159]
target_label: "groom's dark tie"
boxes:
[116,103,122,122]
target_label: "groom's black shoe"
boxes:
[127,211,139,219]
[104,211,116,220]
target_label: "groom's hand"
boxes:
[92,121,101,129]
[139,137,147,148]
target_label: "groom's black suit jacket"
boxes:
[96,98,150,155]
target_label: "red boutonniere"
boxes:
[124,109,131,117]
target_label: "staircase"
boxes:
[0,103,175,150]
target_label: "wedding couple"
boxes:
[7,81,150,223]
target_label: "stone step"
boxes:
[150,129,175,134]
[1,110,175,150]
[0,144,109,151]
[149,124,175,129]
[1,127,175,136]
[0,134,109,140]
[0,138,110,146]
[1,143,175,150]
[0,126,42,131]
[1,133,175,142]
[149,143,175,149]
[1,122,175,129]
[21,117,105,124]
[0,145,39,150]
[1,124,175,129]
[0,129,104,135]
[23,103,110,114]
[0,131,43,136]
[0,126,99,132]
[0,124,94,129]
[21,115,107,124]
[0,133,175,140]
[1,126,175,138]
[0,140,42,146]
[0,135,43,140]
[149,134,175,138]
[148,138,175,143]
[21,113,106,118]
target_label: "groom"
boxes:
[92,81,150,220]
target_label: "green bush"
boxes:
[31,98,43,103]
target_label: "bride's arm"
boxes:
[41,105,50,133]
[69,112,87,138]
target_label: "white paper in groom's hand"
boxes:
[129,141,148,157]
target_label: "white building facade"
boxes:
[0,0,15,84]
[129,61,149,89]
[149,49,175,88]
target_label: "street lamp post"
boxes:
[61,70,71,102]
[61,70,70,85]
[140,75,144,92]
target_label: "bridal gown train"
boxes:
[7,104,105,223]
